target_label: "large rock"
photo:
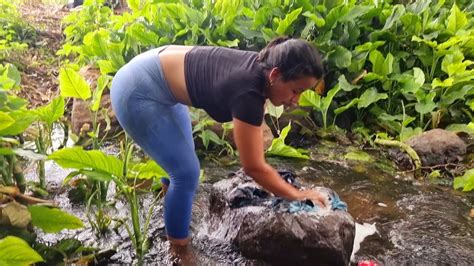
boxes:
[391,129,467,168]
[199,170,355,265]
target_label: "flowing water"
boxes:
[23,138,474,265]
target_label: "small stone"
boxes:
[470,209,474,218]
[377,202,387,207]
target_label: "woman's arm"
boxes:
[233,118,328,206]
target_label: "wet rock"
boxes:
[200,170,355,265]
[390,129,467,168]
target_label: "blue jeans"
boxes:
[110,47,200,239]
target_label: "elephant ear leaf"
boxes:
[59,67,91,100]
[48,147,124,178]
[0,236,44,265]
[28,205,84,233]
[266,123,309,159]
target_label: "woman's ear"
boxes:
[268,67,281,83]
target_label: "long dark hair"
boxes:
[257,37,324,81]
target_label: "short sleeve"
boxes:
[231,92,265,126]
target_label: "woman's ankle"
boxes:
[168,236,190,247]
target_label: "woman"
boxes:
[110,37,327,250]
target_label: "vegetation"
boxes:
[0,0,473,263]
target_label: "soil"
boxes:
[15,3,69,108]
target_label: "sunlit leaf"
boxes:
[446,4,467,34]
[129,160,168,179]
[0,236,43,265]
[383,5,405,30]
[0,112,14,131]
[29,205,84,233]
[48,147,123,178]
[265,100,284,119]
[59,68,91,100]
[0,110,36,136]
[266,123,309,159]
[276,8,302,35]
[358,88,388,109]
[34,96,65,126]
[91,75,111,112]
[453,169,474,192]
[329,46,352,68]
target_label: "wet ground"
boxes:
[24,139,474,265]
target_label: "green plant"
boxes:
[191,109,235,156]
[266,122,309,159]
[48,140,167,261]
[0,0,36,62]
[0,236,43,265]
[0,64,37,191]
[454,169,474,192]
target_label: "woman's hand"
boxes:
[297,189,329,208]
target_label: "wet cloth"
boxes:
[110,47,199,239]
[226,170,348,213]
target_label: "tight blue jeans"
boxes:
[110,47,200,239]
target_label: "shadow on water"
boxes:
[24,138,473,265]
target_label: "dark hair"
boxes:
[257,37,324,81]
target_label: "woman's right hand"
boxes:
[296,189,329,208]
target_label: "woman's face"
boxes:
[265,68,319,108]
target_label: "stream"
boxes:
[24,140,474,265]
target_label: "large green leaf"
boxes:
[338,75,360,92]
[0,236,43,266]
[446,4,467,34]
[453,169,474,192]
[48,147,124,178]
[129,160,168,179]
[369,50,393,76]
[329,46,352,68]
[34,96,65,126]
[90,75,111,112]
[266,123,309,159]
[276,8,302,35]
[28,205,84,233]
[83,30,109,58]
[302,11,325,27]
[358,88,388,109]
[299,90,321,110]
[265,100,284,119]
[59,68,91,100]
[0,110,36,136]
[0,64,21,91]
[0,112,14,131]
[383,5,405,30]
[415,91,436,114]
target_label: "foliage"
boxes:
[48,143,167,261]
[453,169,474,192]
[0,236,43,266]
[266,122,309,159]
[59,0,473,147]
[0,0,36,62]
[28,205,85,233]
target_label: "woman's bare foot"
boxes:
[168,237,196,266]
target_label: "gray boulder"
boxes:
[199,170,355,265]
[390,129,467,169]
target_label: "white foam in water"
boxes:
[351,222,377,262]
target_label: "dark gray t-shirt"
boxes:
[184,46,266,126]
